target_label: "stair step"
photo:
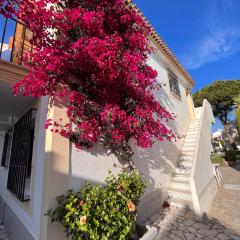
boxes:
[181,151,195,156]
[179,156,193,162]
[185,134,198,138]
[186,131,198,134]
[189,122,200,125]
[188,124,199,127]
[184,134,198,139]
[183,142,196,146]
[173,174,189,182]
[190,120,200,123]
[171,180,191,191]
[184,138,196,143]
[182,146,195,151]
[178,161,192,168]
[176,168,191,174]
[188,125,200,129]
[169,189,192,201]
[170,198,193,209]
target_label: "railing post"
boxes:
[0,14,33,65]
[0,18,8,59]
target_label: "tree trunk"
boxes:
[223,124,238,150]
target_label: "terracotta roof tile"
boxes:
[124,0,194,85]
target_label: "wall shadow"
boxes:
[155,206,240,240]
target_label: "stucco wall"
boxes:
[70,49,194,223]
[0,131,8,217]
[190,100,216,215]
[0,44,196,238]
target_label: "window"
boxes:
[7,109,36,202]
[168,70,181,98]
[1,128,13,167]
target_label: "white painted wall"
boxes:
[0,97,48,239]
[0,131,9,208]
[0,41,196,237]
[70,47,194,223]
[190,100,217,215]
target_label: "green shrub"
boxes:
[47,171,146,240]
[225,150,240,161]
[211,154,224,165]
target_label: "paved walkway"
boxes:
[155,207,240,240]
[145,165,240,240]
[208,166,240,235]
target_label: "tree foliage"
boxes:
[193,80,240,124]
[0,0,175,166]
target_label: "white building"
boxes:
[222,120,240,150]
[212,129,224,152]
[0,4,217,240]
[212,123,240,152]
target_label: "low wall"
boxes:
[190,100,217,215]
[0,195,34,240]
[198,177,218,214]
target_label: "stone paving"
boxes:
[143,165,240,240]
[0,225,8,240]
[149,207,240,240]
[208,166,240,234]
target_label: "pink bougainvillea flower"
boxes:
[4,0,175,155]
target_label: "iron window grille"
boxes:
[7,109,36,202]
[168,70,181,98]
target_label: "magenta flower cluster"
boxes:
[1,0,175,150]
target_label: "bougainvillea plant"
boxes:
[0,0,20,18]
[1,0,175,167]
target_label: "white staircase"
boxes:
[169,119,200,209]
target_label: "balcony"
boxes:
[0,14,32,84]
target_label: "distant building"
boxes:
[222,120,240,150]
[212,129,224,153]
[212,122,240,152]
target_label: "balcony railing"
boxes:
[0,14,33,66]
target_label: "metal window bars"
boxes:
[7,109,36,202]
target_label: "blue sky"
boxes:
[134,0,240,130]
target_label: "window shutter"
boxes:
[7,109,36,202]
[168,70,181,98]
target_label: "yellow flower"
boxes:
[127,201,136,212]
[79,215,87,225]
